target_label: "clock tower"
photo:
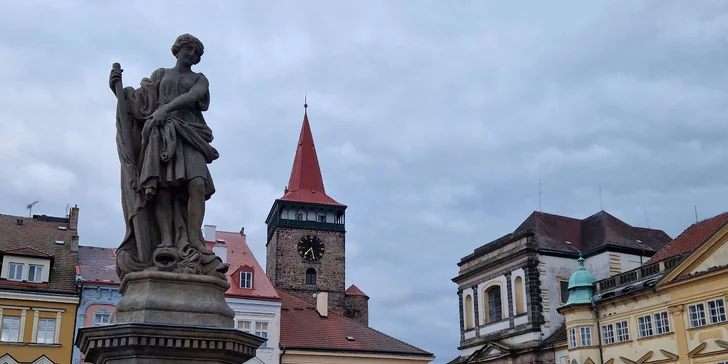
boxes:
[266,104,367,324]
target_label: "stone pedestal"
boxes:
[76,322,265,364]
[113,271,235,327]
[76,271,264,363]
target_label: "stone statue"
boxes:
[109,34,227,281]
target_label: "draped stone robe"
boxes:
[115,68,224,281]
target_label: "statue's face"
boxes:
[177,43,201,66]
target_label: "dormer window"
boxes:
[28,265,43,283]
[7,263,23,281]
[240,271,252,289]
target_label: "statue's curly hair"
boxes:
[171,34,204,64]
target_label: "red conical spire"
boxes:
[280,104,343,206]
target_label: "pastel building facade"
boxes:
[559,211,728,364]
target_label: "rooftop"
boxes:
[277,288,432,357]
[0,213,79,294]
[515,210,672,256]
[78,246,119,284]
[646,211,728,264]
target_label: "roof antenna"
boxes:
[26,200,39,218]
[694,205,699,223]
[538,178,543,212]
[643,206,650,228]
[599,186,603,211]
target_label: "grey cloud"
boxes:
[3,1,728,362]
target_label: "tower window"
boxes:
[484,286,503,323]
[318,215,326,223]
[306,268,317,285]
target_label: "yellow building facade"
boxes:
[0,211,82,364]
[0,291,78,364]
[560,212,728,364]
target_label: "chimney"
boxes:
[69,205,79,230]
[315,292,328,317]
[212,244,228,264]
[70,236,79,255]
[203,225,217,242]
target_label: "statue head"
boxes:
[171,34,204,66]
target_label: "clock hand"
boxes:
[305,247,313,258]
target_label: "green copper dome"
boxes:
[565,255,596,306]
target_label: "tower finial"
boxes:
[304,92,308,112]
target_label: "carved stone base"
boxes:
[113,271,235,328]
[76,322,264,364]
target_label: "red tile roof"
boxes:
[279,110,344,206]
[345,284,368,297]
[646,211,728,264]
[0,214,79,294]
[277,288,432,357]
[78,246,119,285]
[207,231,280,301]
[514,211,672,256]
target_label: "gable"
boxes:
[31,356,54,364]
[689,238,728,274]
[660,218,728,285]
[0,354,18,364]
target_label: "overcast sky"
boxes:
[2,1,728,362]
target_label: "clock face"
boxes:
[298,235,325,261]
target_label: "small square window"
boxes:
[28,265,43,283]
[237,320,251,333]
[255,322,269,348]
[653,312,670,334]
[1,316,20,342]
[94,311,111,326]
[239,271,252,289]
[36,318,56,344]
[615,320,630,342]
[8,263,23,281]
[568,328,577,348]
[708,299,727,324]
[580,327,592,346]
[601,324,614,345]
[689,303,707,328]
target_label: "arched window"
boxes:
[465,294,474,329]
[484,286,503,323]
[514,276,525,314]
[306,268,316,285]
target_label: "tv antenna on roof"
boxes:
[26,201,39,217]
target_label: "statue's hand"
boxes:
[109,67,122,94]
[151,108,168,127]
